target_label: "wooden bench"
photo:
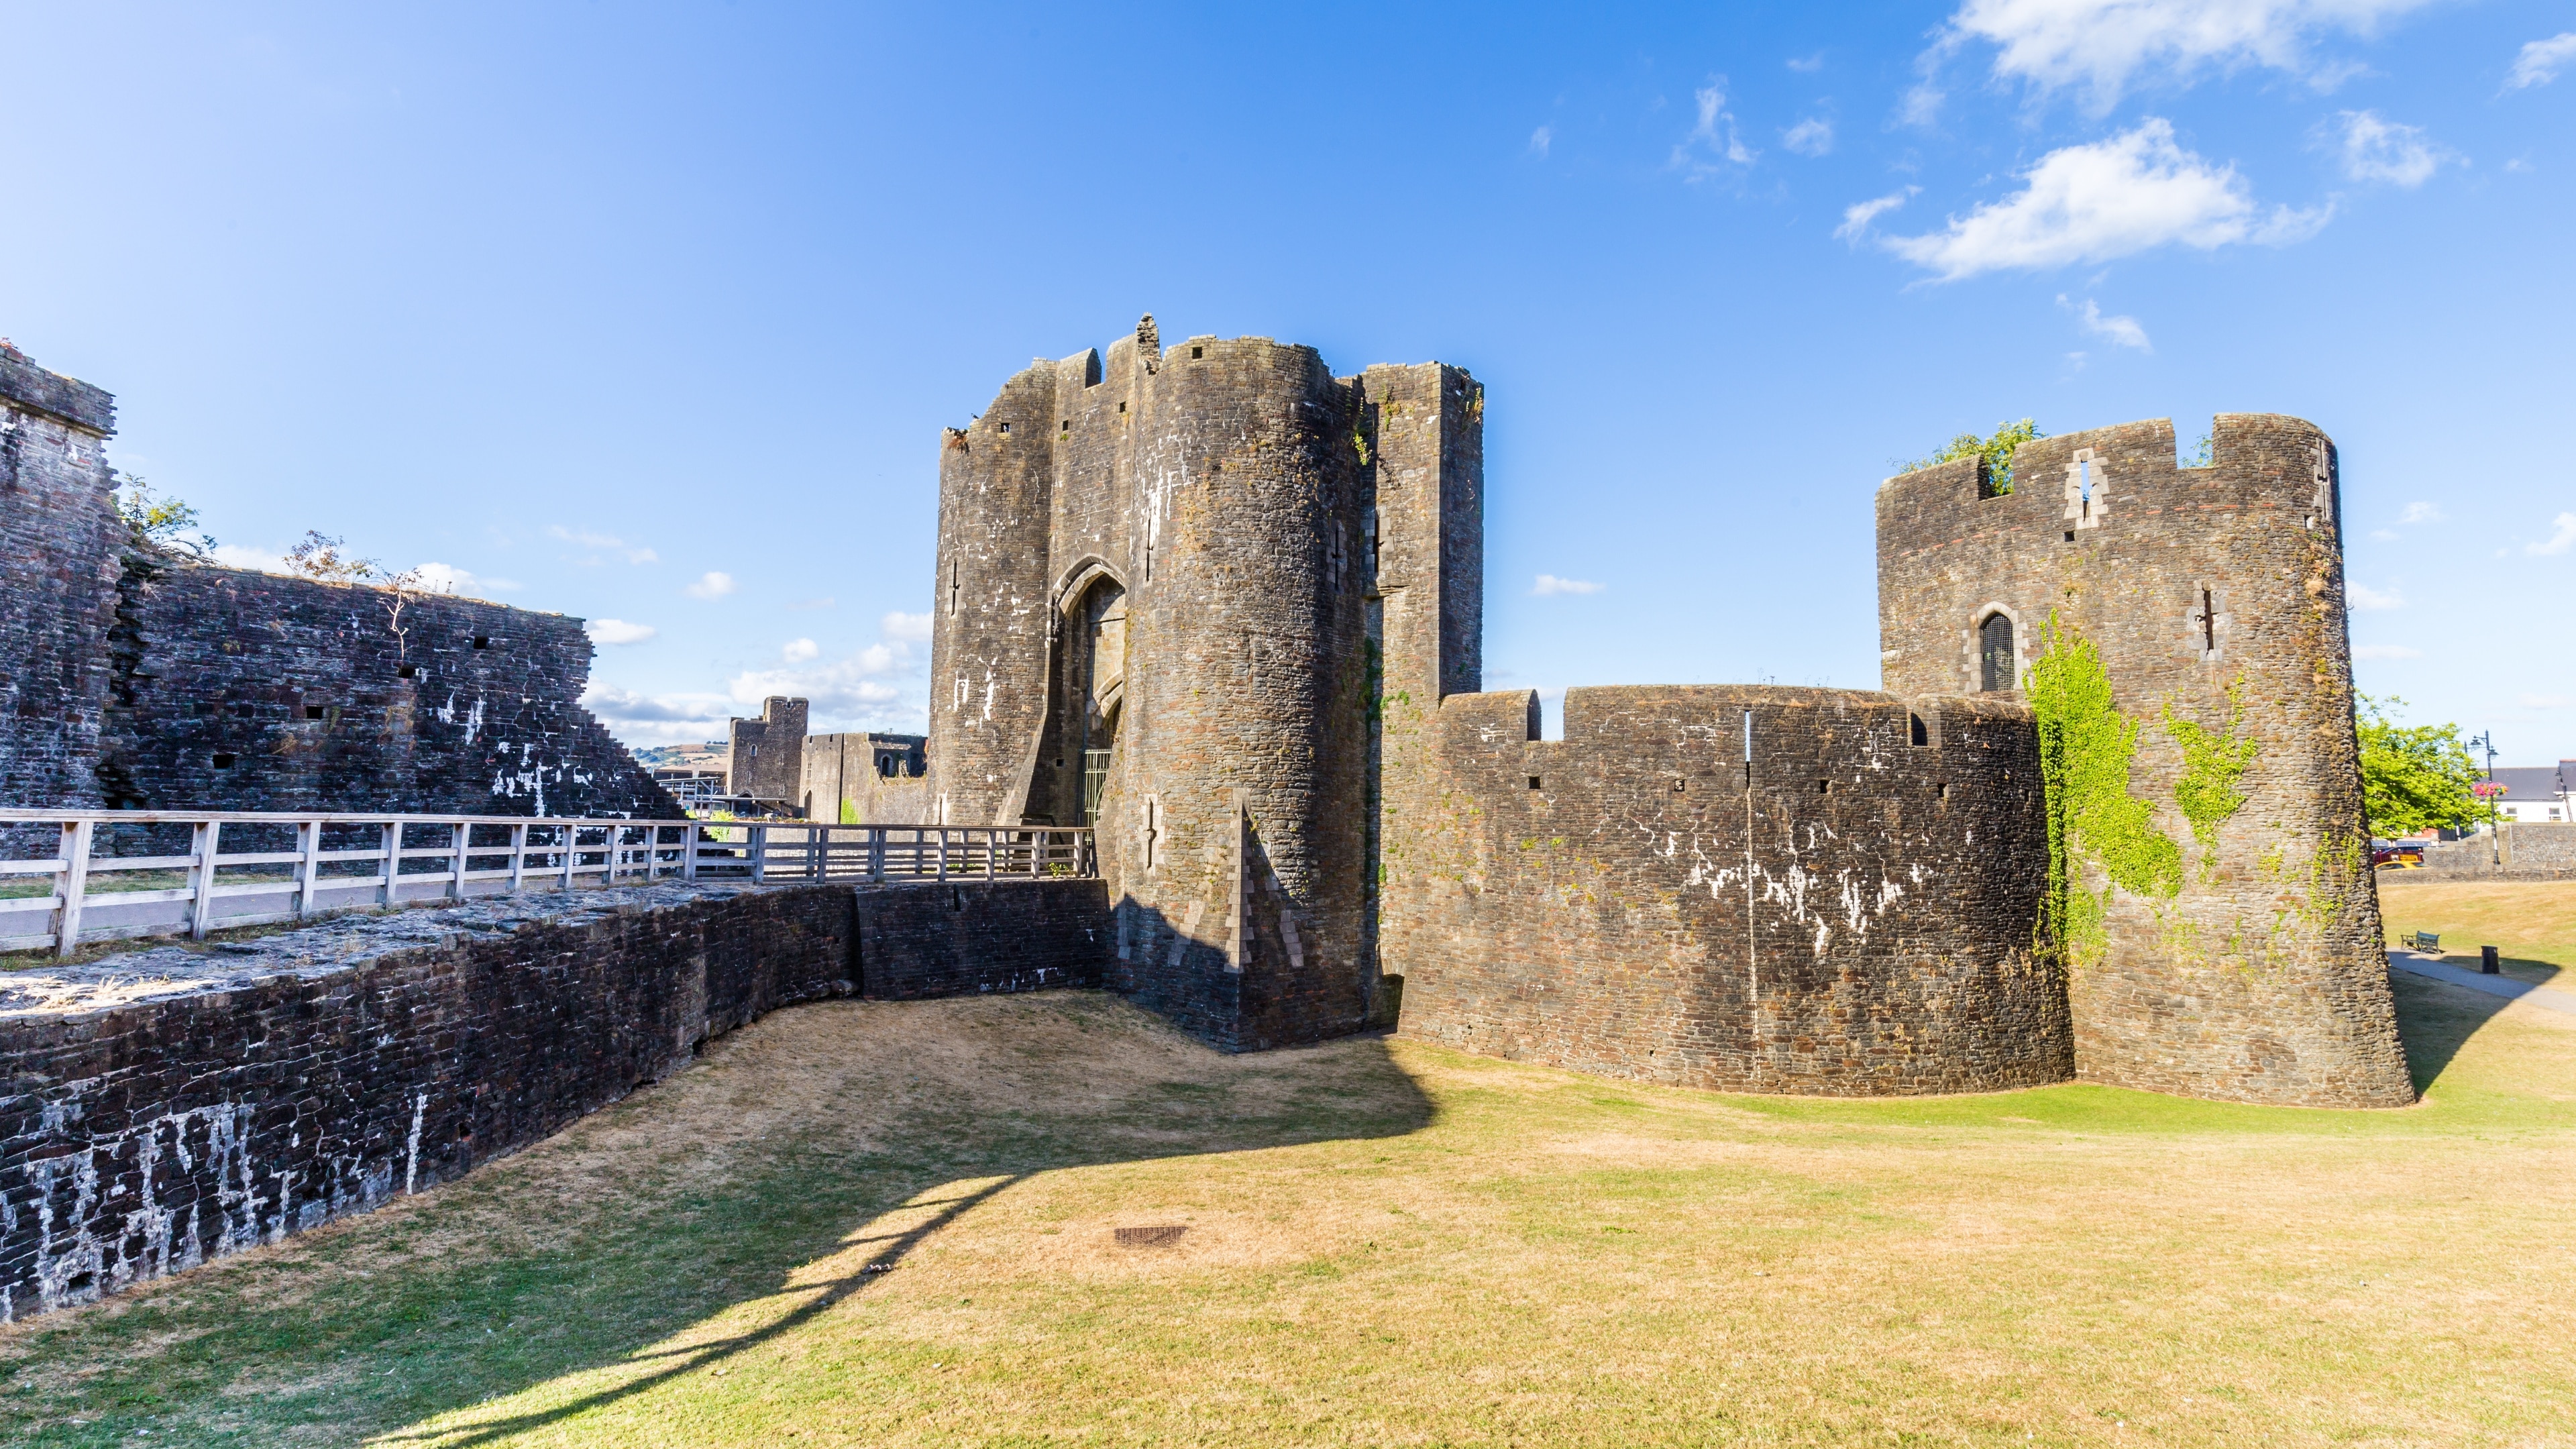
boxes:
[2409,930,2440,953]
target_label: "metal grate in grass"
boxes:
[1114,1225,1187,1248]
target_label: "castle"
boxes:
[0,342,674,823]
[922,317,2409,1108]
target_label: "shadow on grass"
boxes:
[2392,967,2534,1095]
[0,1002,1432,1448]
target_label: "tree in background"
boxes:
[2354,694,2480,838]
[113,473,216,558]
[1898,419,2045,494]
[282,530,378,584]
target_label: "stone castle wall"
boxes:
[0,347,121,812]
[98,559,677,818]
[856,877,1111,997]
[0,344,674,822]
[725,696,808,806]
[1876,415,2409,1108]
[801,731,933,824]
[930,321,1413,1050]
[1389,686,2071,1095]
[0,881,855,1322]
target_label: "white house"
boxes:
[2487,762,2573,823]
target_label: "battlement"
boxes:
[0,342,115,435]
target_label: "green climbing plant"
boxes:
[2026,614,2182,967]
[2163,674,2259,875]
[1896,418,2045,494]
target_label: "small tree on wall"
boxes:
[113,473,217,558]
[1898,419,2045,494]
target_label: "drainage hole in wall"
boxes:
[305,706,325,720]
[472,635,490,649]
[1938,783,1951,804]
[1817,779,1831,794]
[1190,346,1203,359]
[1527,775,1543,791]
[1671,777,1686,793]
[2063,531,2076,543]
[212,753,237,769]
[397,665,418,679]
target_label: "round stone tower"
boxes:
[927,319,1424,1049]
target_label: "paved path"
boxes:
[2389,950,2576,1018]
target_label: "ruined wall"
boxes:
[0,345,119,812]
[931,321,1439,1049]
[801,731,932,824]
[96,561,678,818]
[2410,824,2576,880]
[856,877,1110,998]
[725,696,807,806]
[0,880,852,1322]
[1389,686,2070,1095]
[1878,415,2410,1108]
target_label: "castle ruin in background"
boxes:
[0,343,676,822]
[919,317,2408,1107]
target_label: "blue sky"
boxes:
[3,1,2569,761]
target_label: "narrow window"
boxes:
[1061,419,1071,433]
[1527,775,1543,791]
[1979,613,2016,692]
[949,562,959,615]
[998,421,1011,434]
[1191,345,1203,359]
[2197,588,2216,653]
[1909,712,1928,747]
[1817,779,1832,794]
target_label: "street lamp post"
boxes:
[2469,730,2500,865]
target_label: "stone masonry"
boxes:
[725,695,808,806]
[927,320,2406,1106]
[0,344,676,820]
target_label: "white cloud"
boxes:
[685,570,737,600]
[1528,125,1552,158]
[548,524,657,565]
[2398,500,2443,524]
[2352,644,2421,659]
[581,684,737,743]
[1788,51,1826,73]
[1937,0,2438,111]
[210,542,293,575]
[787,596,835,610]
[1886,119,2327,280]
[1670,83,1755,175]
[2347,582,2404,609]
[411,561,519,598]
[1835,187,1919,241]
[2528,511,2576,556]
[881,610,935,643]
[585,619,657,646]
[2059,294,2152,350]
[782,637,820,663]
[2330,111,2448,186]
[2508,32,2576,89]
[1534,574,1605,596]
[1782,118,1835,157]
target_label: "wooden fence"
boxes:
[0,811,1093,957]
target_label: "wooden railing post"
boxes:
[683,823,700,881]
[56,819,93,958]
[561,823,578,891]
[749,824,769,884]
[294,818,323,918]
[447,820,469,900]
[188,820,223,939]
[508,822,529,894]
[379,821,400,908]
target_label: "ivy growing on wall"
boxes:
[2163,674,2259,876]
[2027,614,2182,966]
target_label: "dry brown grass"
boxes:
[3,893,2574,1446]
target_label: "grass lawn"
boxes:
[2379,877,2576,992]
[5,883,2575,1446]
